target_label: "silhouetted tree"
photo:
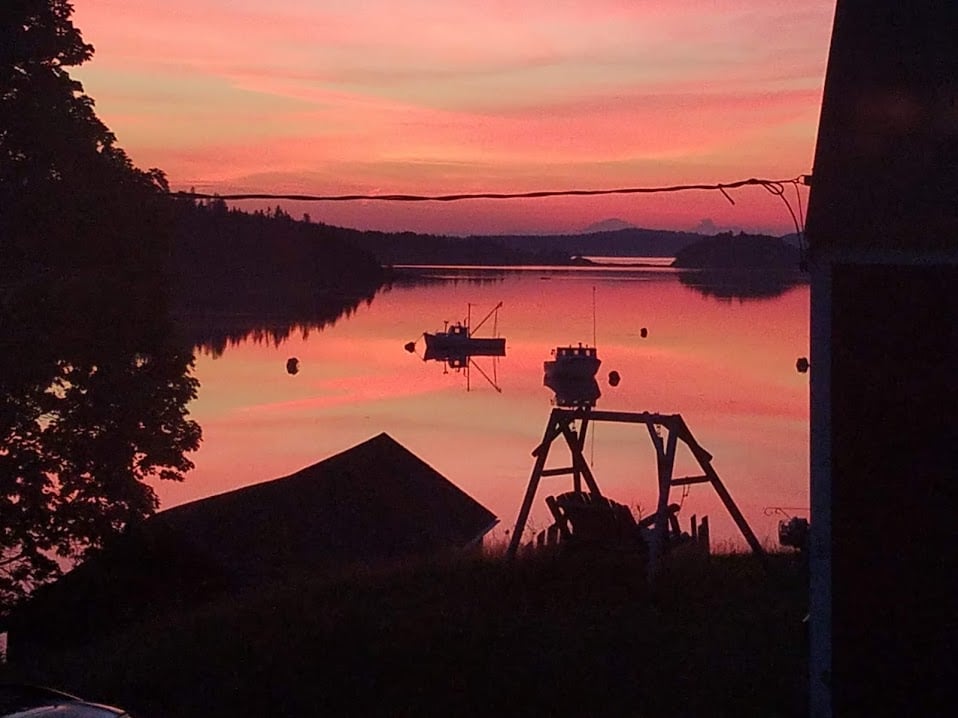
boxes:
[1,1,201,611]
[0,0,170,279]
[0,278,202,612]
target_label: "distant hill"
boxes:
[340,225,706,265]
[671,232,802,270]
[582,218,635,233]
[495,227,705,258]
[169,201,800,273]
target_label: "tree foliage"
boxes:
[1,1,201,611]
[1,1,170,277]
[1,279,202,610]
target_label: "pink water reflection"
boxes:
[159,267,809,550]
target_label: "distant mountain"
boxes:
[582,218,635,233]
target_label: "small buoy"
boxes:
[796,357,810,374]
[286,357,299,375]
[608,370,621,387]
[404,341,416,353]
[640,327,648,338]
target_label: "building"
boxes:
[805,3,957,714]
[3,433,498,661]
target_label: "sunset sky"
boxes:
[71,1,836,235]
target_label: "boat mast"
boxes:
[592,286,597,347]
[470,301,504,336]
[469,357,502,393]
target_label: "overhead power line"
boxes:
[174,175,807,205]
[174,174,810,257]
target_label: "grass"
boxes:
[1,549,808,717]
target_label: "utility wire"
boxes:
[175,173,810,266]
[173,175,807,205]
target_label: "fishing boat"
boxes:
[543,343,601,381]
[543,287,602,381]
[423,302,505,356]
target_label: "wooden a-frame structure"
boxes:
[506,408,765,560]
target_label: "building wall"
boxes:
[805,3,957,715]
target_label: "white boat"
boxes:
[543,343,601,381]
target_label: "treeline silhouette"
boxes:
[167,198,385,352]
[672,232,806,300]
[343,226,705,265]
[170,197,385,312]
[336,227,570,266]
[671,231,802,269]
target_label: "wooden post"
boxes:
[545,495,571,541]
[703,464,764,559]
[573,414,590,493]
[559,422,601,496]
[674,417,765,559]
[646,423,677,579]
[507,412,564,557]
[512,408,764,567]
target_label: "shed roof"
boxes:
[1,434,497,652]
[149,432,498,581]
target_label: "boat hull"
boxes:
[543,356,601,380]
[424,333,505,356]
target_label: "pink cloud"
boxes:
[70,0,833,233]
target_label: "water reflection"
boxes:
[177,287,379,357]
[544,376,602,408]
[0,276,201,607]
[160,268,810,549]
[423,346,506,363]
[420,347,504,393]
[677,268,806,300]
[391,268,506,287]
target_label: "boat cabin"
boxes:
[554,344,597,359]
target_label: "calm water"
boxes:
[159,264,810,550]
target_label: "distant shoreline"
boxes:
[391,256,676,270]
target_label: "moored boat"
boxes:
[423,302,505,355]
[543,343,601,381]
[423,325,505,355]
